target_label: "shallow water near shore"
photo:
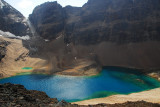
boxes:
[0,67,160,102]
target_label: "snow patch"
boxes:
[56,35,62,40]
[24,23,27,26]
[75,57,77,60]
[17,35,30,40]
[45,39,49,42]
[0,30,30,40]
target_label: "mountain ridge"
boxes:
[30,0,160,45]
[0,0,31,36]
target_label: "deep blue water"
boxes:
[0,67,160,102]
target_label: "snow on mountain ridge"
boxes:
[0,30,30,40]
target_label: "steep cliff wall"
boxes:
[29,0,160,70]
[30,0,160,44]
[29,2,65,39]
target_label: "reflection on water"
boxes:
[0,67,160,102]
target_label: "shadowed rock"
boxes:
[29,0,160,44]
[0,0,30,36]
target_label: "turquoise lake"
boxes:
[0,67,160,102]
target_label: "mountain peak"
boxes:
[0,0,31,36]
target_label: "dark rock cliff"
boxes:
[0,0,30,36]
[0,83,160,107]
[29,1,65,40]
[0,39,9,62]
[29,0,160,44]
[28,0,160,70]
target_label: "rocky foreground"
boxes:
[0,83,160,107]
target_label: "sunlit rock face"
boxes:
[0,0,30,36]
[30,0,160,44]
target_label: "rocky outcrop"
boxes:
[0,83,59,106]
[0,0,30,36]
[145,69,160,81]
[0,38,9,61]
[0,83,160,107]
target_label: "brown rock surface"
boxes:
[0,83,160,107]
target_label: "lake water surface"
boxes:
[0,67,160,102]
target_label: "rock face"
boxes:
[0,83,59,106]
[29,0,160,44]
[28,0,160,71]
[0,83,160,107]
[0,39,9,61]
[0,0,30,36]
[29,1,65,39]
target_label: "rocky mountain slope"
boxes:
[0,0,30,36]
[0,36,47,78]
[28,0,160,73]
[0,83,160,107]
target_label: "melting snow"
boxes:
[45,39,49,42]
[0,30,30,40]
[56,35,62,40]
[75,57,77,60]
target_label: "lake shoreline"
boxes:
[1,67,160,103]
[1,66,160,82]
[72,88,160,105]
